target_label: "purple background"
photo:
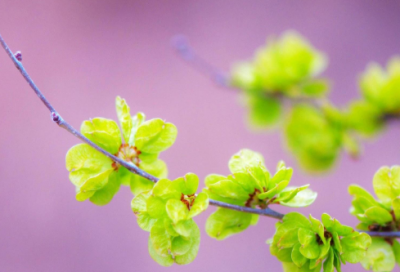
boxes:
[1,1,400,271]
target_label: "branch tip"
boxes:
[14,51,22,61]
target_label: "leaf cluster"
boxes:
[65,96,177,205]
[349,166,400,271]
[229,31,400,173]
[204,149,317,240]
[270,212,371,272]
[131,173,208,266]
[230,31,329,129]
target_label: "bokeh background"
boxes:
[1,1,400,271]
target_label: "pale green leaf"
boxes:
[81,118,121,154]
[135,119,177,154]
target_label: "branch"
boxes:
[362,231,400,238]
[0,32,283,221]
[171,35,231,88]
[3,33,400,237]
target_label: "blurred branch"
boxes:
[171,35,231,88]
[0,32,284,220]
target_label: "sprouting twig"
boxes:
[3,33,400,237]
[0,32,284,221]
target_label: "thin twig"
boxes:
[171,35,231,87]
[0,32,283,220]
[361,231,400,238]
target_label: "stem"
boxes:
[2,32,399,238]
[0,32,282,221]
[171,35,230,87]
[361,231,400,238]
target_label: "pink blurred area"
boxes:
[1,1,400,271]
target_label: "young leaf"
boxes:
[206,208,252,240]
[81,118,121,154]
[135,119,177,154]
[116,96,132,143]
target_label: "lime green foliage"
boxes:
[285,105,342,172]
[360,57,400,115]
[270,212,371,272]
[131,173,208,266]
[345,56,400,138]
[230,31,329,129]
[348,165,400,271]
[65,96,177,205]
[204,149,317,240]
[284,103,363,172]
[229,31,400,173]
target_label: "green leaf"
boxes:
[348,184,378,204]
[283,212,311,229]
[166,199,188,223]
[332,232,342,254]
[175,221,201,265]
[116,96,133,143]
[148,236,174,267]
[146,196,167,218]
[66,144,114,201]
[258,180,289,200]
[250,214,259,226]
[298,228,315,246]
[269,165,293,189]
[291,243,307,267]
[309,215,325,244]
[171,236,191,256]
[228,149,265,173]
[392,198,400,220]
[341,232,371,263]
[231,172,262,193]
[392,239,400,266]
[81,118,121,154]
[206,208,252,240]
[131,191,151,214]
[275,185,309,203]
[140,159,168,179]
[152,178,180,199]
[207,178,250,201]
[130,176,155,196]
[172,220,194,238]
[246,95,282,128]
[230,62,259,91]
[117,166,132,186]
[187,192,209,219]
[282,261,315,272]
[90,171,121,205]
[150,220,172,257]
[347,100,383,137]
[135,119,177,154]
[137,213,156,232]
[299,241,320,259]
[365,206,393,225]
[270,244,293,263]
[361,238,396,272]
[173,173,199,195]
[323,248,335,272]
[280,189,317,208]
[373,166,400,206]
[300,79,329,97]
[321,213,353,236]
[129,112,146,146]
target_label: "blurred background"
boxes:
[1,1,400,271]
